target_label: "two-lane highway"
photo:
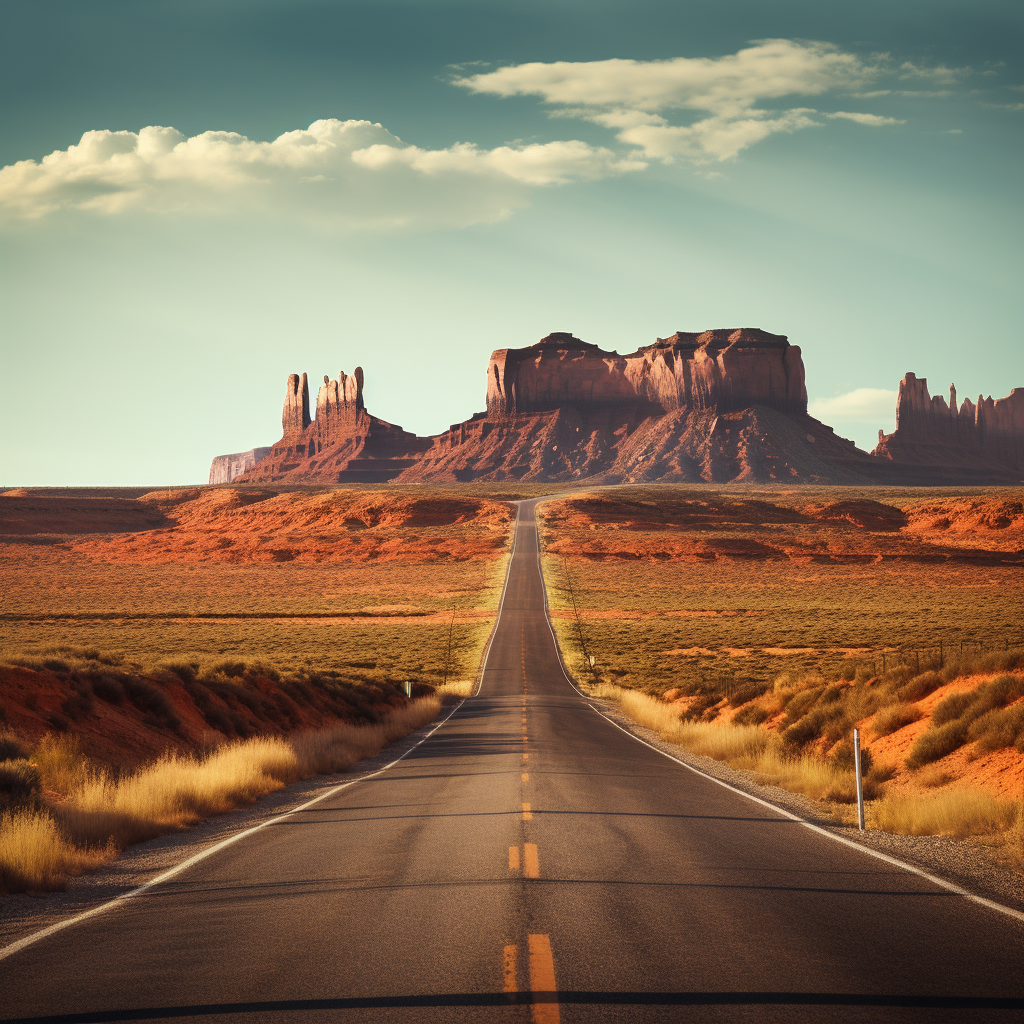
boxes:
[2,499,1022,1022]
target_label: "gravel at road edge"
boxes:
[0,711,452,951]
[594,697,1024,921]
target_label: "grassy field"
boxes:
[539,486,1024,865]
[0,487,517,690]
[540,486,1023,693]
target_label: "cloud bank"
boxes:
[808,387,897,423]
[456,39,906,164]
[0,118,642,226]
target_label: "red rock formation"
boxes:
[209,447,272,485]
[282,373,311,439]
[486,328,806,418]
[240,367,428,485]
[873,373,1024,483]
[212,333,1021,487]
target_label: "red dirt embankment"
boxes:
[542,494,1023,562]
[0,657,418,771]
[0,489,513,565]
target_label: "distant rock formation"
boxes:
[872,373,1024,483]
[210,333,1022,486]
[486,329,806,418]
[209,447,272,485]
[241,367,429,485]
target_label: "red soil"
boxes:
[0,489,513,565]
[0,662,408,770]
[542,494,1023,563]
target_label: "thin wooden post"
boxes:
[443,600,455,686]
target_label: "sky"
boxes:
[1,0,1022,485]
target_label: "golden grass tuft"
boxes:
[434,679,475,698]
[0,697,441,894]
[0,810,109,893]
[870,788,1021,840]
[590,683,859,802]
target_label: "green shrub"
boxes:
[0,732,30,762]
[907,720,969,769]
[727,680,770,708]
[0,760,43,811]
[830,739,874,777]
[781,687,821,726]
[89,672,125,703]
[873,703,922,737]
[968,704,1024,753]
[733,703,769,726]
[898,670,943,702]
[931,689,979,726]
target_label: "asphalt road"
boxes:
[2,499,1022,1023]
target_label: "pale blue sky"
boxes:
[1,0,1021,484]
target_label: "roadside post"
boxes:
[404,681,412,698]
[853,727,865,831]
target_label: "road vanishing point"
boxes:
[2,499,1023,1023]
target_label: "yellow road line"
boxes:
[503,944,518,994]
[523,752,529,761]
[509,846,520,872]
[522,802,532,821]
[524,843,540,878]
[522,772,529,782]
[528,934,559,1023]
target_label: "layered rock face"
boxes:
[209,448,272,485]
[240,368,429,485]
[873,373,1024,483]
[211,332,1022,486]
[486,329,806,418]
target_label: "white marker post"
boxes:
[853,727,865,831]
[404,681,412,698]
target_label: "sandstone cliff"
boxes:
[241,367,428,485]
[211,332,1022,487]
[486,329,806,418]
[209,448,272,485]
[873,373,1024,483]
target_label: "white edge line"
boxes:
[529,500,1024,927]
[472,501,521,698]
[0,699,466,963]
[2,499,529,963]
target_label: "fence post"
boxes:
[853,727,865,832]
[443,600,455,686]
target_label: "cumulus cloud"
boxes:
[0,118,642,226]
[825,111,905,126]
[455,39,905,164]
[808,388,897,423]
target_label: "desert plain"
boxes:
[1,481,1022,897]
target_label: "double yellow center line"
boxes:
[504,935,559,1023]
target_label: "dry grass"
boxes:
[588,682,862,803]
[0,811,109,893]
[870,788,1021,840]
[0,698,440,893]
[434,679,476,698]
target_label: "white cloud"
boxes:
[808,388,897,422]
[0,118,642,226]
[825,111,905,126]
[899,61,970,85]
[454,40,910,164]
[455,40,871,117]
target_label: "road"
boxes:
[2,498,1023,1023]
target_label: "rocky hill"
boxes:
[217,330,1023,486]
[873,373,1024,484]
